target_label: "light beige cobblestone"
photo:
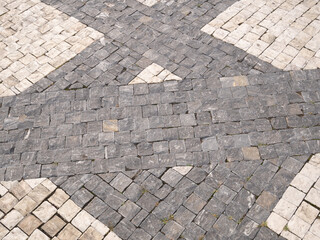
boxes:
[0,178,121,239]
[0,0,103,97]
[268,153,320,239]
[128,63,182,85]
[201,0,320,70]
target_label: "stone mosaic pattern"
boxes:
[0,178,121,239]
[201,0,320,71]
[0,0,319,239]
[267,153,320,240]
[129,63,182,85]
[0,0,103,97]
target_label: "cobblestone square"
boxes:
[0,0,319,239]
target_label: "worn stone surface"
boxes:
[0,0,320,238]
[0,178,120,239]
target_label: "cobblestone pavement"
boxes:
[0,0,320,239]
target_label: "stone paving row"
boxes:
[0,0,320,239]
[201,0,320,71]
[0,70,319,179]
[0,70,319,239]
[0,177,121,239]
[0,0,103,97]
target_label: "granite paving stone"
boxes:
[0,0,320,238]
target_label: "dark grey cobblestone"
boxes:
[1,0,320,238]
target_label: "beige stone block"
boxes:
[128,77,145,85]
[27,72,44,84]
[28,183,51,203]
[7,51,23,61]
[24,178,45,189]
[0,58,12,69]
[201,24,216,35]
[0,193,18,213]
[208,18,226,28]
[29,229,50,240]
[235,39,252,50]
[213,28,230,40]
[38,63,55,75]
[310,219,320,238]
[282,186,305,206]
[104,232,121,240]
[18,214,42,235]
[137,69,154,82]
[288,215,310,238]
[0,223,9,239]
[296,201,319,224]
[79,37,94,46]
[14,195,38,216]
[280,230,300,240]
[273,199,296,220]
[103,120,118,132]
[146,63,164,76]
[55,41,71,53]
[315,178,320,191]
[42,215,66,237]
[304,232,320,240]
[164,73,182,81]
[46,48,61,59]
[290,55,308,69]
[283,45,299,58]
[49,55,67,68]
[60,49,76,60]
[2,227,27,240]
[233,76,249,87]
[243,32,260,42]
[30,46,46,57]
[305,188,320,208]
[19,54,36,66]
[172,166,192,175]
[0,209,24,229]
[58,224,82,240]
[242,147,260,160]
[148,76,163,83]
[80,227,104,240]
[309,153,320,167]
[275,53,293,66]
[41,179,57,192]
[0,184,8,196]
[15,79,32,92]
[89,30,104,40]
[58,199,81,222]
[0,69,13,81]
[91,220,110,236]
[37,55,51,65]
[290,173,314,193]
[0,88,15,97]
[48,188,69,208]
[267,212,287,234]
[247,40,269,56]
[224,36,238,45]
[70,43,86,54]
[71,210,95,232]
[33,201,57,222]
[157,69,171,80]
[300,163,320,181]
[143,0,158,7]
